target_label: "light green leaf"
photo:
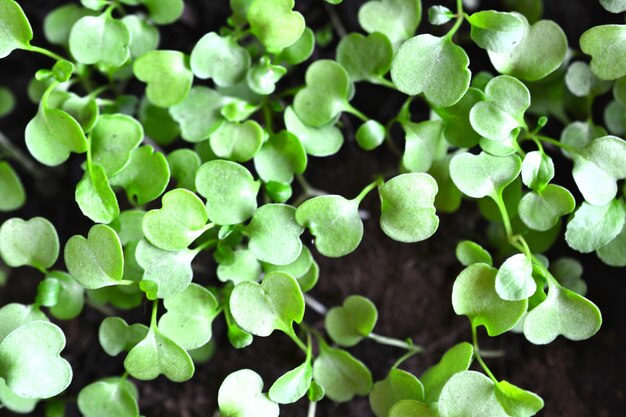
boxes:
[428,5,453,26]
[98,317,148,356]
[452,264,527,336]
[325,295,377,347]
[0,217,59,269]
[44,4,95,46]
[0,161,25,212]
[356,120,386,151]
[109,146,170,205]
[263,246,319,292]
[439,371,508,417]
[450,152,522,199]
[0,0,33,58]
[295,195,363,257]
[401,120,445,172]
[133,50,193,107]
[142,189,209,251]
[565,61,612,97]
[91,114,143,176]
[169,86,228,143]
[521,151,554,191]
[389,400,438,417]
[358,0,421,44]
[196,160,260,225]
[278,27,315,65]
[0,322,72,399]
[0,304,47,344]
[468,10,525,53]
[421,342,474,403]
[455,241,492,267]
[391,34,470,107]
[69,14,130,67]
[488,16,567,81]
[597,222,626,267]
[190,32,250,86]
[229,271,304,336]
[167,149,201,190]
[549,258,587,295]
[218,249,262,285]
[248,204,304,265]
[122,15,160,57]
[77,378,139,417]
[210,120,264,162]
[139,97,180,144]
[218,369,279,417]
[246,58,287,95]
[254,130,307,183]
[0,86,15,117]
[0,379,37,413]
[158,283,219,350]
[136,239,196,299]
[495,253,535,301]
[247,0,304,52]
[124,326,194,382]
[47,271,85,320]
[434,87,486,148]
[518,184,575,231]
[580,24,626,80]
[565,200,625,253]
[312,344,373,403]
[559,121,607,159]
[336,32,393,83]
[369,369,424,417]
[64,224,124,289]
[110,210,145,245]
[600,0,626,12]
[269,358,313,404]
[284,106,344,157]
[143,0,184,25]
[495,380,544,417]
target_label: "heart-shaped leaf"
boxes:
[269,357,313,404]
[230,271,304,337]
[295,195,363,257]
[254,130,307,183]
[122,14,160,57]
[389,400,438,417]
[518,184,575,231]
[246,58,287,95]
[0,378,37,413]
[452,264,527,336]
[523,280,602,344]
[495,253,535,301]
[369,368,424,417]
[401,120,445,173]
[210,120,264,162]
[358,0,421,44]
[69,14,130,67]
[218,369,279,417]
[439,371,509,417]
[572,135,626,206]
[169,86,228,143]
[44,4,95,46]
[379,173,439,243]
[468,11,525,53]
[217,249,262,285]
[0,0,33,58]
[0,162,25,212]
[133,50,193,107]
[559,121,607,159]
[312,343,373,403]
[565,61,612,98]
[139,97,180,144]
[336,32,393,83]
[190,32,250,86]
[158,283,219,350]
[580,24,626,80]
[450,152,522,199]
[64,224,124,289]
[488,16,567,81]
[278,27,315,65]
[0,321,72,399]
[293,60,352,127]
[167,149,202,191]
[597,220,626,267]
[455,241,493,267]
[433,87,486,148]
[549,258,587,295]
[98,317,148,356]
[325,295,377,347]
[124,326,194,382]
[77,378,139,417]
[247,204,304,265]
[143,0,184,25]
[46,271,84,320]
[565,200,625,253]
[521,151,554,191]
[495,380,544,417]
[284,106,344,157]
[247,0,304,52]
[391,34,470,107]
[135,239,197,299]
[420,342,474,403]
[263,246,319,292]
[25,105,87,166]
[90,114,143,176]
[0,217,59,269]
[142,188,210,251]
[195,160,260,225]
[0,303,48,343]
[109,145,170,205]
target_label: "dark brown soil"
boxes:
[1,1,624,417]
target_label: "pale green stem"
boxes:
[25,45,66,62]
[444,0,465,40]
[307,400,317,417]
[368,332,422,352]
[471,325,498,383]
[353,177,383,204]
[150,299,159,328]
[344,103,369,122]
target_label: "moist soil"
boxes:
[0,1,624,416]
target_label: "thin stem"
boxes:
[353,177,383,204]
[368,332,422,352]
[392,347,423,369]
[150,299,159,328]
[444,0,465,41]
[471,325,497,383]
[344,104,369,122]
[25,45,67,62]
[286,327,308,353]
[263,104,274,134]
[304,294,328,315]
[0,131,43,177]
[323,1,347,38]
[493,193,514,240]
[372,76,397,90]
[307,400,317,417]
[535,135,578,155]
[297,174,326,197]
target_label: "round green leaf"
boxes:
[109,146,170,205]
[565,200,625,253]
[64,224,124,289]
[455,241,493,267]
[439,371,508,417]
[391,34,471,107]
[401,120,445,172]
[518,184,575,231]
[0,217,59,269]
[167,149,201,191]
[429,5,453,25]
[358,0,421,44]
[495,380,544,417]
[0,303,48,344]
[356,120,386,151]
[44,4,95,46]
[158,283,219,350]
[369,368,424,417]
[217,249,262,285]
[124,326,194,382]
[69,14,130,67]
[218,369,279,417]
[195,160,260,225]
[468,11,525,53]
[0,86,15,117]
[48,271,85,320]
[98,317,148,356]
[229,271,305,336]
[600,0,626,12]
[133,50,193,108]
[284,106,344,157]
[450,152,522,199]
[295,195,363,257]
[452,264,527,336]
[77,378,139,417]
[25,106,87,166]
[0,321,72,399]
[248,204,304,265]
[565,61,612,98]
[91,114,143,176]
[379,173,439,243]
[143,0,183,25]
[420,342,474,403]
[559,121,607,159]
[246,59,286,95]
[389,400,438,417]
[254,130,307,183]
[210,120,264,162]
[580,24,626,81]
[495,253,535,301]
[122,15,159,58]
[139,98,180,144]
[136,239,196,299]
[190,32,250,86]
[247,0,305,52]
[312,344,373,403]
[169,86,228,143]
[434,87,486,148]
[488,16,567,81]
[597,221,626,267]
[336,32,393,83]
[0,161,25,212]
[0,379,37,413]
[325,295,377,347]
[550,258,587,296]
[278,27,315,65]
[521,151,554,191]
[142,189,209,251]
[0,0,33,58]
[269,359,313,404]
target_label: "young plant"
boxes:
[0,0,624,416]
